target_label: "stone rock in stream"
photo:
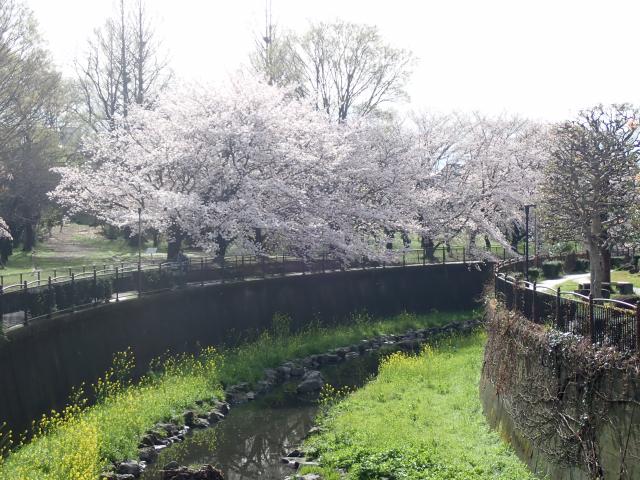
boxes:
[138,446,158,463]
[116,460,142,476]
[100,474,136,480]
[161,464,224,480]
[296,370,325,394]
[286,448,305,457]
[208,410,225,423]
[317,353,340,365]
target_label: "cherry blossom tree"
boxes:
[52,76,411,262]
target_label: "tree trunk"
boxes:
[601,246,611,285]
[22,223,36,251]
[421,235,435,261]
[588,215,605,297]
[215,235,230,263]
[254,228,266,248]
[401,231,411,249]
[166,226,183,261]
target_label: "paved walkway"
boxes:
[538,273,589,290]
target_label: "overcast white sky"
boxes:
[26,0,640,121]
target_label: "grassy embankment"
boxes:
[302,331,535,480]
[0,310,476,480]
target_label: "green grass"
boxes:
[302,331,535,480]
[556,278,581,291]
[555,271,640,293]
[611,270,640,289]
[0,310,477,480]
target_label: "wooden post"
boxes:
[462,247,466,264]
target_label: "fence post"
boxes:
[422,248,426,266]
[23,280,28,325]
[282,253,286,277]
[71,273,75,312]
[403,252,406,267]
[93,267,97,304]
[636,305,640,353]
[115,267,119,302]
[137,263,142,296]
[462,247,466,264]
[588,294,595,343]
[442,246,446,264]
[47,277,53,317]
[37,271,40,287]
[556,287,561,329]
[532,281,537,323]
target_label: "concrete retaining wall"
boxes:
[0,263,488,434]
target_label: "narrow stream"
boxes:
[141,352,382,480]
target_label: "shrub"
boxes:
[611,256,627,269]
[542,260,563,279]
[574,258,589,272]
[563,252,577,273]
[528,267,541,282]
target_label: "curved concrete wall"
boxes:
[0,263,489,434]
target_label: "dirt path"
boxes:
[43,223,107,258]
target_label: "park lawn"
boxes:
[556,278,580,292]
[302,331,535,480]
[611,270,640,289]
[0,223,209,286]
[556,271,640,293]
[0,310,477,480]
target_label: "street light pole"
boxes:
[137,207,142,267]
[137,207,142,294]
[524,204,536,281]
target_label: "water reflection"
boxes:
[142,352,380,480]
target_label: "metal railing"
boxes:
[495,256,640,352]
[0,245,502,332]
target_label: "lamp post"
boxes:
[137,207,142,294]
[524,204,536,281]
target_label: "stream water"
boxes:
[141,352,382,480]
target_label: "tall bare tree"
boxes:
[251,16,414,122]
[75,0,171,131]
[541,104,640,296]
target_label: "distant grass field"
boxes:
[303,331,534,480]
[0,223,205,286]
